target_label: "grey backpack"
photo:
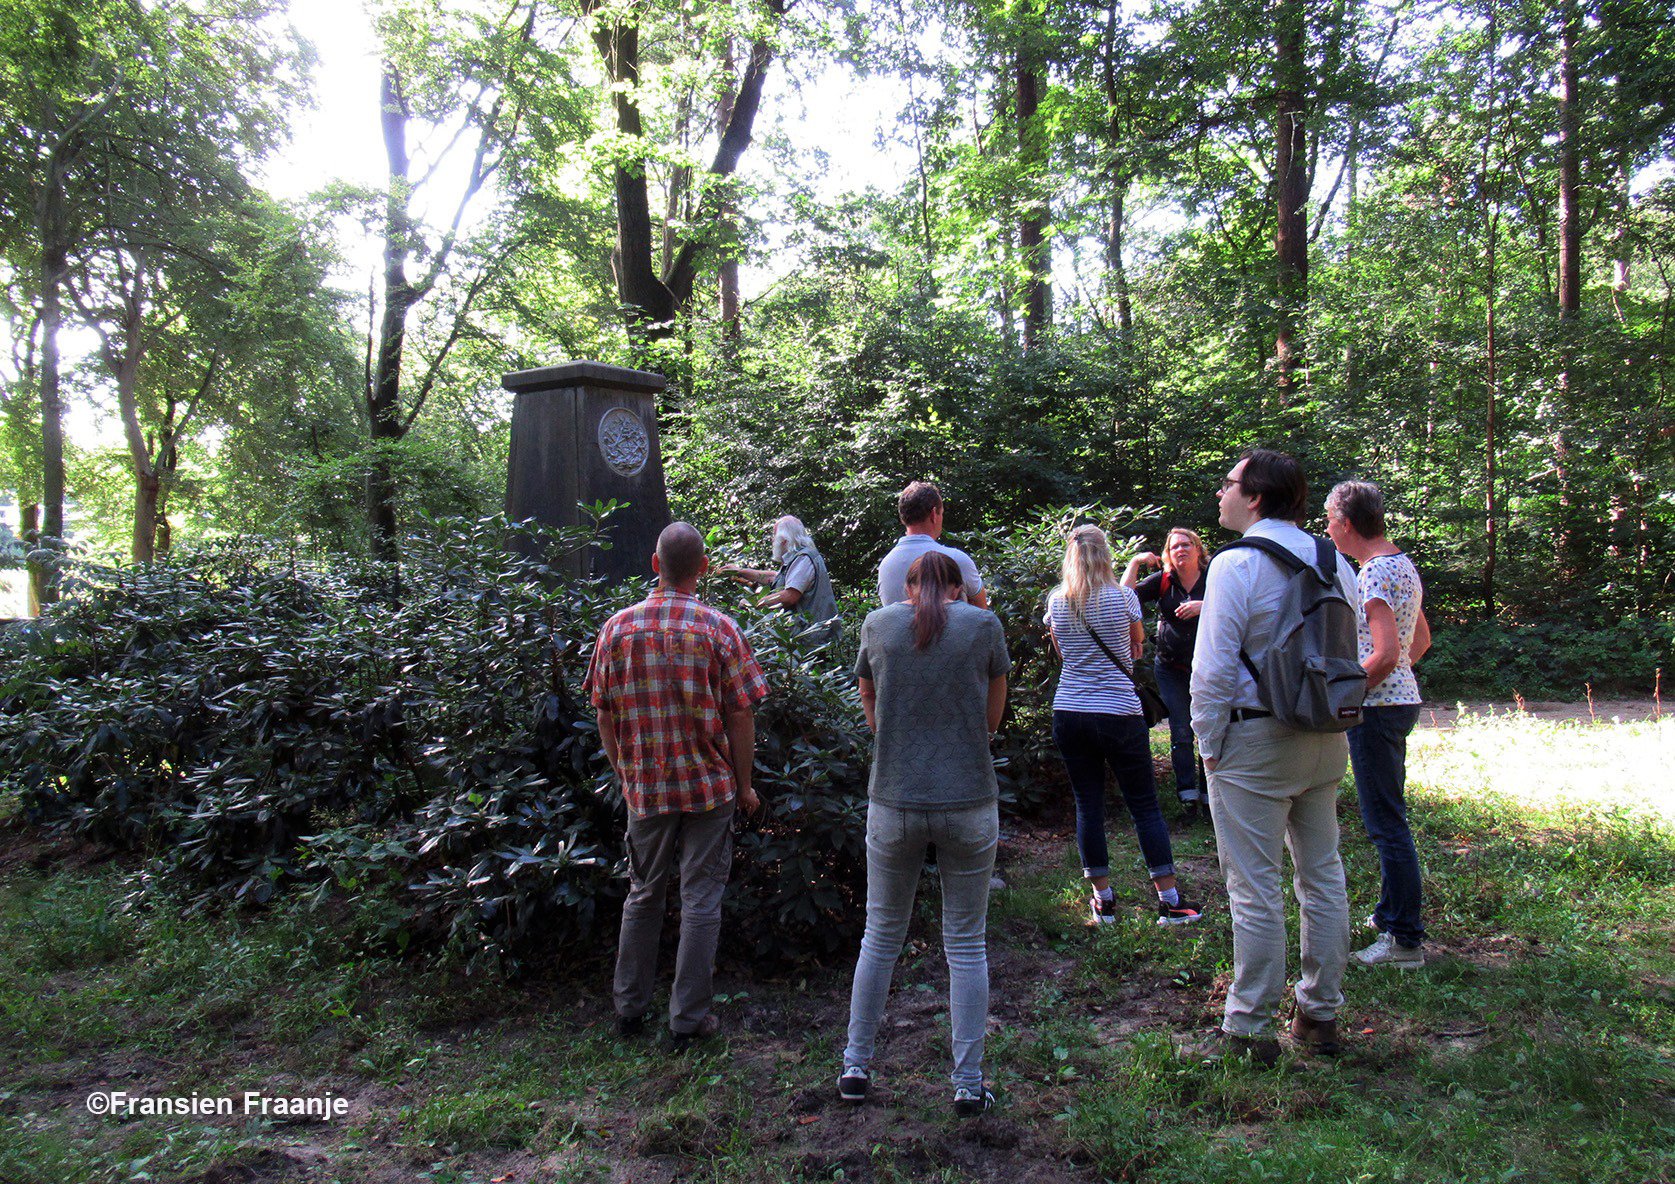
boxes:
[1222,534,1366,732]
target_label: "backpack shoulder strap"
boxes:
[1221,534,1306,572]
[1221,534,1313,687]
[1310,535,1342,584]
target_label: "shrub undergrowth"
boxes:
[0,517,876,970]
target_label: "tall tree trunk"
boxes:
[1557,1,1581,321]
[31,219,68,612]
[154,435,176,555]
[716,38,740,341]
[588,1,781,343]
[103,258,161,563]
[1481,0,1502,619]
[369,64,419,563]
[595,20,675,334]
[1554,1,1583,578]
[1016,51,1050,351]
[133,471,162,562]
[1611,145,1631,303]
[1101,2,1131,338]
[20,503,40,617]
[1272,0,1310,402]
[1106,182,1132,336]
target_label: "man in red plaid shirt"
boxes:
[588,522,768,1049]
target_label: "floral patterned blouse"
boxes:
[1358,552,1424,707]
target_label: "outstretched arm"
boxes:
[716,564,776,586]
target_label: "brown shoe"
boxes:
[1289,1013,1341,1055]
[667,1011,721,1053]
[1179,1028,1280,1068]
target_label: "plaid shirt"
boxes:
[587,588,767,816]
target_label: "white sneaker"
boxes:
[1354,932,1424,968]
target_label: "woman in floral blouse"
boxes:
[1326,481,1433,969]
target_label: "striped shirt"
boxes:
[586,589,768,816]
[1045,584,1144,716]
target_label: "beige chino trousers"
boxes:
[1207,717,1352,1037]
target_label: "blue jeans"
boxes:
[1347,704,1424,948]
[1155,662,1203,803]
[1051,710,1175,881]
[844,801,998,1090]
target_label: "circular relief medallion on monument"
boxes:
[597,406,650,476]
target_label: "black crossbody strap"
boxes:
[1085,622,1138,684]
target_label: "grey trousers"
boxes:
[843,801,998,1090]
[613,802,735,1034]
[1207,718,1351,1036]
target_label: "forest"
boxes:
[3,0,1674,675]
[3,5,1674,1179]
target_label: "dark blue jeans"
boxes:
[1154,662,1203,803]
[1347,703,1425,948]
[1051,710,1175,881]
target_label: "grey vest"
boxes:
[775,545,840,637]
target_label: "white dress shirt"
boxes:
[1189,517,1362,762]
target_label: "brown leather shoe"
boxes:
[1289,1013,1341,1055]
[667,1011,721,1053]
[1179,1028,1281,1067]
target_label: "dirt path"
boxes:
[1414,697,1664,729]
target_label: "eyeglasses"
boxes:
[1218,478,1241,494]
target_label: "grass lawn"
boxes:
[0,709,1671,1183]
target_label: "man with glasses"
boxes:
[1184,449,1361,1065]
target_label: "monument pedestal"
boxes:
[502,361,672,581]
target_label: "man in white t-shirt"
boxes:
[875,482,987,608]
[1185,448,1360,1067]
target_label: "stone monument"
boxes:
[502,361,672,581]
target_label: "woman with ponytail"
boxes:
[1047,525,1203,927]
[840,553,1009,1117]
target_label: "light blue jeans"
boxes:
[843,800,998,1090]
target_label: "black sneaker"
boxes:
[1089,893,1118,925]
[1157,898,1204,926]
[953,1086,995,1117]
[615,1012,645,1038]
[837,1065,869,1103]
